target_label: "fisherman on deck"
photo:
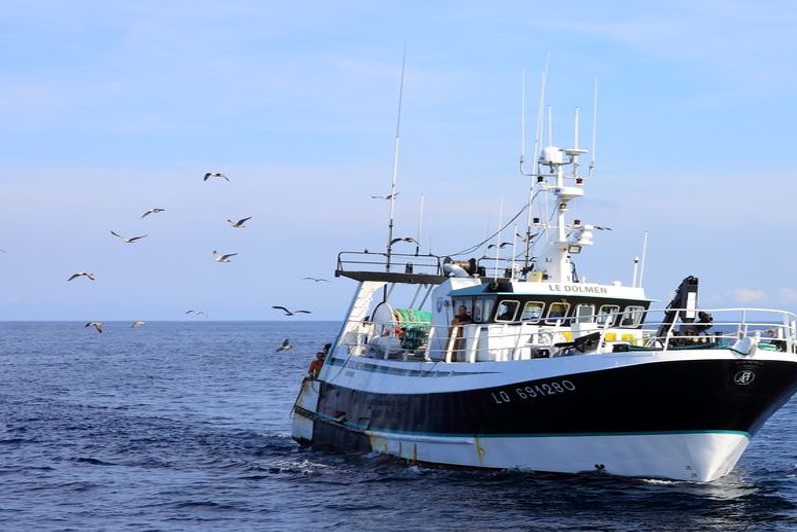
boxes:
[308,351,326,379]
[449,305,473,362]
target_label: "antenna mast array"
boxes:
[518,63,599,281]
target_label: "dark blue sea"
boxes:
[3,321,797,531]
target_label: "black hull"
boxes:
[310,359,797,440]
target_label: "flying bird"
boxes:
[204,172,230,181]
[141,208,165,218]
[390,237,418,245]
[131,320,146,328]
[68,271,95,281]
[371,192,399,200]
[276,338,294,352]
[272,306,311,316]
[212,250,237,262]
[185,310,206,316]
[302,277,330,283]
[111,231,148,243]
[487,242,513,249]
[227,216,252,228]
[85,322,103,333]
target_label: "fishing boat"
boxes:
[291,80,797,482]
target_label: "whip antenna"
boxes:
[417,193,425,254]
[589,77,598,178]
[520,70,527,175]
[385,45,406,271]
[523,57,549,273]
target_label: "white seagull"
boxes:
[276,338,294,352]
[185,310,206,316]
[302,277,330,283]
[204,172,230,181]
[227,216,252,228]
[141,208,165,218]
[68,271,96,281]
[111,231,148,243]
[212,250,237,262]
[85,322,103,333]
[131,320,146,328]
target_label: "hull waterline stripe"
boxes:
[295,406,751,440]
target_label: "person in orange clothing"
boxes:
[308,351,326,379]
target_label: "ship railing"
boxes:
[639,307,797,354]
[473,256,522,280]
[335,250,445,278]
[336,307,797,362]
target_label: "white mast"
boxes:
[417,193,425,252]
[589,77,598,178]
[385,46,406,272]
[638,231,649,287]
[492,196,504,280]
[520,70,527,175]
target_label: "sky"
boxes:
[2,1,797,321]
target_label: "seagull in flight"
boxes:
[68,271,96,281]
[371,192,399,200]
[85,322,103,333]
[111,231,148,243]
[131,320,146,328]
[185,310,206,316]
[212,250,238,262]
[272,306,311,316]
[487,242,513,249]
[227,216,252,228]
[390,237,418,246]
[276,338,294,352]
[141,208,165,218]
[204,172,230,181]
[302,277,330,283]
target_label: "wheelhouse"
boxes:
[450,283,651,328]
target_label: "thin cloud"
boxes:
[523,2,797,91]
[780,288,797,303]
[730,288,767,304]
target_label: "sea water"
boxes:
[2,321,797,531]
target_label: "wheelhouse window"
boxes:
[473,298,494,323]
[575,304,596,323]
[521,301,544,322]
[495,300,520,322]
[620,305,646,327]
[546,302,570,323]
[597,304,620,327]
[452,299,472,318]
